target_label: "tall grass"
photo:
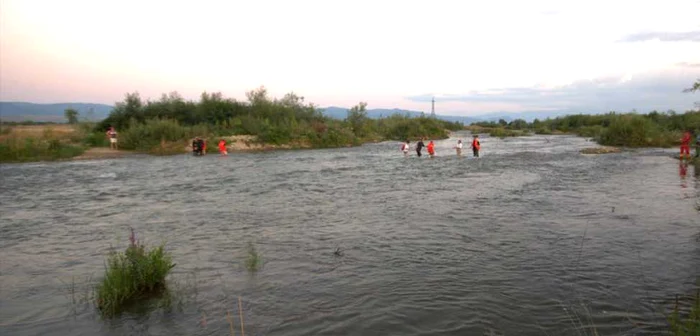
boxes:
[0,135,85,162]
[669,290,700,335]
[95,228,175,316]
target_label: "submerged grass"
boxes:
[669,290,700,336]
[245,242,262,272]
[95,228,176,316]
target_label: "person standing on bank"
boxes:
[106,126,118,150]
[471,134,481,157]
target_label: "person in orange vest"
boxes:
[471,134,481,157]
[680,130,691,160]
[427,140,436,158]
[218,139,228,156]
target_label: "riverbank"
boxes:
[0,122,459,163]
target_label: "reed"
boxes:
[95,228,176,316]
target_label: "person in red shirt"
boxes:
[427,140,436,158]
[471,135,481,157]
[680,130,691,160]
[218,139,228,156]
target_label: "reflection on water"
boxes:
[0,133,699,336]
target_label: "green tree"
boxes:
[64,108,79,124]
[683,79,700,93]
[509,119,528,130]
[347,102,369,137]
[498,119,508,126]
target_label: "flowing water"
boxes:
[1,133,699,336]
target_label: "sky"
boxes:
[1,0,699,116]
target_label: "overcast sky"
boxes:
[1,0,699,116]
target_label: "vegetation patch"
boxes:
[668,290,700,336]
[580,146,621,154]
[245,242,262,272]
[95,228,175,316]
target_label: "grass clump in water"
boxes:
[95,228,176,316]
[669,290,700,336]
[245,242,262,272]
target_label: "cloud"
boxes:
[405,69,700,114]
[618,31,700,42]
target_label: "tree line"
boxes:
[92,87,464,151]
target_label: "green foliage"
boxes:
[576,125,605,139]
[598,114,678,147]
[118,119,189,151]
[64,108,79,124]
[245,242,262,272]
[0,135,85,162]
[96,89,461,151]
[347,102,370,137]
[668,291,700,336]
[488,127,530,138]
[477,109,700,148]
[95,230,175,316]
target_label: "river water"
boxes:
[1,133,698,336]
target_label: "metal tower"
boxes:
[431,97,435,117]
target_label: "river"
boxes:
[1,133,698,335]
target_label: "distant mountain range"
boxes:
[0,102,113,122]
[319,106,480,124]
[0,101,585,124]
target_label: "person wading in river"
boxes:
[471,134,481,158]
[416,138,425,157]
[454,139,463,156]
[401,140,410,157]
[680,130,692,160]
[218,139,228,156]
[427,140,436,158]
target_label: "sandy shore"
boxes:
[72,147,135,161]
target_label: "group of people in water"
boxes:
[192,137,228,156]
[401,134,481,158]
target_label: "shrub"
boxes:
[488,127,529,138]
[598,114,675,147]
[95,229,175,316]
[576,125,605,139]
[118,119,189,151]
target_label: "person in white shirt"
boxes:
[401,140,410,157]
[454,139,463,156]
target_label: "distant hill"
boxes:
[470,109,591,123]
[320,106,480,124]
[0,102,113,122]
[0,101,587,125]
